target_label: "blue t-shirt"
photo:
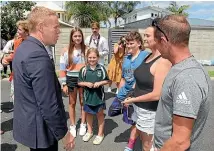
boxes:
[117,50,149,101]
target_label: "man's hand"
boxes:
[86,82,94,88]
[63,131,75,151]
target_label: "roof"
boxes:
[187,18,214,27]
[35,2,65,12]
[59,19,73,27]
[123,6,171,18]
[122,18,214,29]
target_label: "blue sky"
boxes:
[55,1,214,20]
[52,1,214,20]
[137,1,214,20]
[2,1,214,20]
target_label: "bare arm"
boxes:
[160,115,193,151]
[98,80,109,86]
[119,78,125,89]
[123,59,171,104]
[113,43,119,54]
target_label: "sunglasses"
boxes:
[152,20,169,41]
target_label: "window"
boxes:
[62,14,64,21]
[58,13,60,18]
[133,14,137,21]
[151,13,154,17]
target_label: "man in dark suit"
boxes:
[12,6,74,151]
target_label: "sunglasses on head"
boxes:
[152,19,169,41]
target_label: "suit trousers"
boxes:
[30,141,58,151]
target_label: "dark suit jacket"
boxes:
[12,36,68,149]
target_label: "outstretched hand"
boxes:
[63,131,75,151]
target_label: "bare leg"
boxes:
[78,88,86,124]
[141,132,153,151]
[68,88,77,125]
[96,109,105,136]
[126,125,140,150]
[130,125,140,140]
[86,113,93,134]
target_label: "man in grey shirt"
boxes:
[152,15,212,151]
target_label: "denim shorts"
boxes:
[84,104,106,115]
[132,104,156,134]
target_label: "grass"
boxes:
[208,71,214,77]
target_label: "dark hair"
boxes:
[118,35,126,46]
[68,27,86,65]
[125,31,144,49]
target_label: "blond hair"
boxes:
[16,20,29,33]
[91,22,100,29]
[27,6,57,32]
[86,48,100,58]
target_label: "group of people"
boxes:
[1,6,212,151]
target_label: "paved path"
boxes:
[1,79,214,151]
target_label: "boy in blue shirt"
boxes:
[108,31,149,151]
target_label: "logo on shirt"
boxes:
[97,71,102,77]
[176,92,190,105]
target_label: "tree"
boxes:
[65,2,111,28]
[108,1,141,27]
[167,1,189,17]
[1,1,35,40]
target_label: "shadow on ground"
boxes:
[1,143,17,151]
[105,91,116,100]
[1,118,13,133]
[91,117,118,137]
[1,102,14,113]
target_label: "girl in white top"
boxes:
[59,27,87,138]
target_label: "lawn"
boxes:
[208,71,214,77]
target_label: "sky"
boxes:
[52,1,214,20]
[1,1,214,20]
[137,1,214,20]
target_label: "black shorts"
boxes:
[66,76,80,92]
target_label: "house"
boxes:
[119,6,171,27]
[35,1,69,23]
[119,6,214,29]
[108,6,214,62]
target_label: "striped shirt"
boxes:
[59,49,86,85]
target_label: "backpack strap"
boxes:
[81,66,87,80]
[100,65,106,80]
